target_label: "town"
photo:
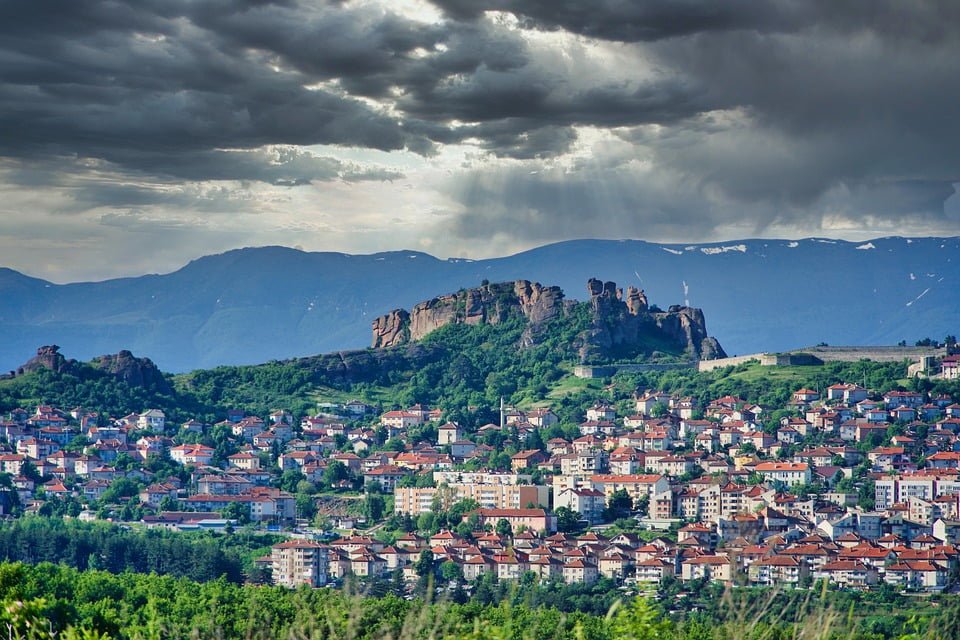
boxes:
[4,354,960,595]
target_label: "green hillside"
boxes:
[2,312,954,431]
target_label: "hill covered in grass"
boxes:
[0,276,723,422]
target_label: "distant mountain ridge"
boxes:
[1,236,957,372]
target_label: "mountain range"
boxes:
[1,236,957,373]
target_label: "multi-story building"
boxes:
[554,487,606,523]
[432,471,531,485]
[466,508,557,533]
[380,411,422,430]
[271,540,329,587]
[137,409,166,432]
[754,462,811,486]
[560,450,608,476]
[394,483,549,514]
[589,474,670,503]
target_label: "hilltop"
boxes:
[0,276,721,421]
[371,278,725,362]
[0,236,957,371]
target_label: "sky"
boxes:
[2,0,960,282]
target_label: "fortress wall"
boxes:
[697,354,766,372]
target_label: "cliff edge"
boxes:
[372,278,725,363]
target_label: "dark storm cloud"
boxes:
[441,162,740,245]
[97,147,405,186]
[0,0,432,172]
[430,0,960,43]
[430,0,808,41]
[1,0,959,251]
[0,0,711,169]
[423,1,960,238]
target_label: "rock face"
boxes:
[371,309,410,350]
[653,306,726,361]
[578,278,725,362]
[372,280,565,348]
[92,350,172,393]
[16,345,76,375]
[371,278,726,362]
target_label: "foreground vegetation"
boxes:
[0,562,957,640]
[0,518,277,584]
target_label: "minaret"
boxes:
[500,396,505,430]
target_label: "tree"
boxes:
[20,461,41,483]
[612,596,673,640]
[99,477,141,505]
[439,560,463,583]
[555,507,584,533]
[416,511,436,533]
[64,435,91,452]
[495,518,513,537]
[389,568,407,597]
[634,494,650,517]
[295,480,317,495]
[414,549,434,577]
[296,494,317,520]
[524,428,545,451]
[278,469,305,493]
[363,493,386,522]
[650,403,669,418]
[604,489,633,521]
[220,501,250,525]
[447,498,479,522]
[322,460,350,487]
[454,522,474,539]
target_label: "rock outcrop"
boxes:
[653,306,726,361]
[577,279,725,362]
[92,350,172,393]
[371,309,410,350]
[371,278,726,362]
[7,345,172,392]
[16,345,76,376]
[372,280,565,348]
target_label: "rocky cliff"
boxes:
[92,350,173,393]
[372,280,566,348]
[579,278,725,362]
[372,278,725,362]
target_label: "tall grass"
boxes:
[0,572,955,640]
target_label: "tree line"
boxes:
[0,518,277,584]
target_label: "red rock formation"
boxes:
[371,309,410,349]
[370,278,725,362]
[371,280,565,348]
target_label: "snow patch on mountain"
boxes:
[701,244,747,255]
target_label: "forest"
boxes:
[0,518,276,584]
